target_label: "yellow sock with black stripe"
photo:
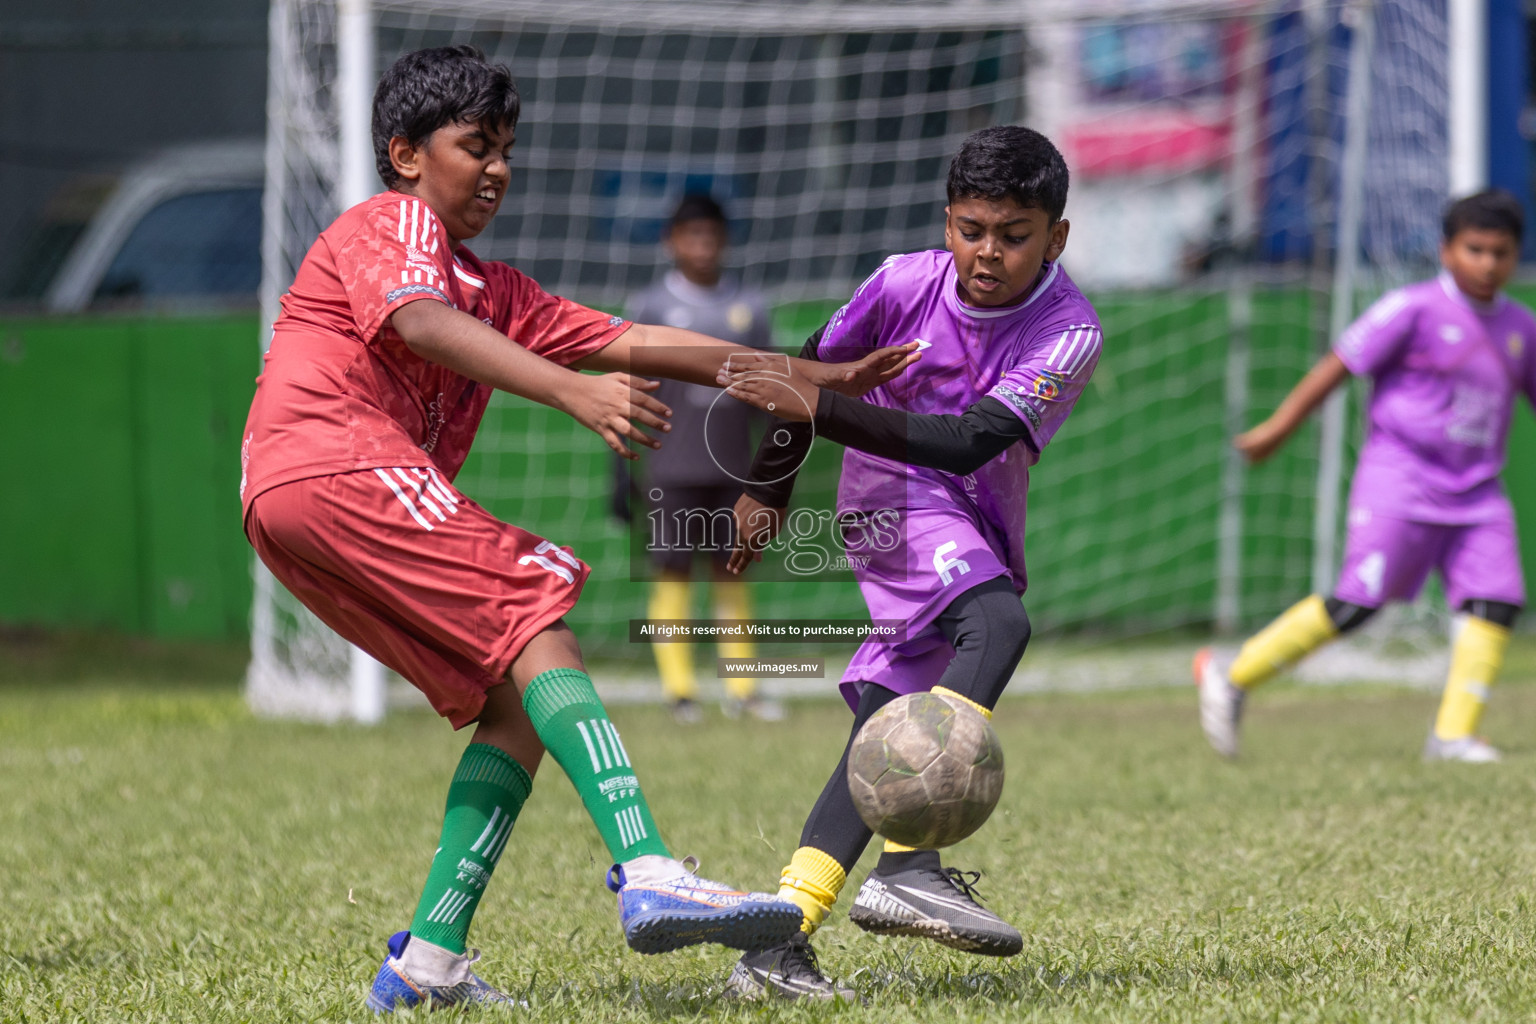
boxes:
[777,846,847,934]
[1229,594,1338,689]
[1433,614,1510,740]
[714,579,757,701]
[648,579,696,701]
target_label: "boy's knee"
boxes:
[1323,597,1377,634]
[984,597,1031,661]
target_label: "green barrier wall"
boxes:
[6,287,1536,644]
[0,315,255,639]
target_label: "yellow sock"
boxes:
[778,846,846,934]
[1229,594,1338,689]
[933,686,992,719]
[883,839,917,853]
[648,579,696,701]
[1433,614,1510,740]
[714,579,757,701]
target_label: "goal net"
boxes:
[252,0,1454,719]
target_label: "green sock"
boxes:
[408,743,532,954]
[521,668,669,862]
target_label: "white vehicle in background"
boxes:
[20,139,264,313]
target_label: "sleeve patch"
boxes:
[993,383,1043,428]
[386,284,450,305]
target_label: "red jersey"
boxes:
[241,191,630,510]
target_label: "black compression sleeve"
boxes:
[813,392,1033,475]
[741,327,823,508]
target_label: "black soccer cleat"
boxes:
[723,932,857,1003]
[849,862,1023,956]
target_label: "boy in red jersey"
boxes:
[240,46,913,1012]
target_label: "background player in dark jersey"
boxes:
[239,45,916,1011]
[619,194,783,723]
[715,126,1102,1000]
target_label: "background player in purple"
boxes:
[1197,190,1536,764]
[713,126,1103,1000]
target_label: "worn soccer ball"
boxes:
[846,690,1005,849]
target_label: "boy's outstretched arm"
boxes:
[723,369,1030,474]
[576,322,920,396]
[391,298,672,460]
[723,329,825,575]
[1235,352,1350,463]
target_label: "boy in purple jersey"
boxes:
[713,126,1102,1000]
[1197,190,1535,763]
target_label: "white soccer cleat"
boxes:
[722,696,787,723]
[1422,733,1502,764]
[1195,647,1245,759]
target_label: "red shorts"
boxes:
[245,467,590,727]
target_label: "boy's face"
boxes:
[668,218,726,285]
[1440,227,1519,304]
[388,120,516,243]
[944,197,1069,307]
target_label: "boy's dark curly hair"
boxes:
[372,45,520,188]
[1443,189,1524,243]
[946,125,1069,222]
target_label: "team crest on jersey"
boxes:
[1033,370,1066,400]
[1439,324,1464,344]
[1509,332,1524,357]
[728,303,753,333]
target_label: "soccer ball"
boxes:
[846,690,1005,849]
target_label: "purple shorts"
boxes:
[837,504,1018,710]
[1332,508,1525,610]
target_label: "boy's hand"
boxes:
[728,494,786,575]
[721,363,820,423]
[816,342,922,397]
[565,374,672,460]
[1233,420,1289,464]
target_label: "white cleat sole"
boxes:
[1422,734,1502,764]
[1195,647,1243,759]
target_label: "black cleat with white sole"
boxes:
[848,855,1022,957]
[724,932,857,1003]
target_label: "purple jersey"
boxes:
[815,250,1102,587]
[1334,272,1536,524]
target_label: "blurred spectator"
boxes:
[619,194,784,723]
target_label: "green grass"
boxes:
[6,635,1536,1021]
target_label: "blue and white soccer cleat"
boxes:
[365,930,517,1013]
[607,856,804,955]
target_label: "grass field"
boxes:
[6,632,1536,1022]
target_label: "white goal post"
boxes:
[252,0,1458,721]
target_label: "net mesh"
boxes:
[252,0,1454,718]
